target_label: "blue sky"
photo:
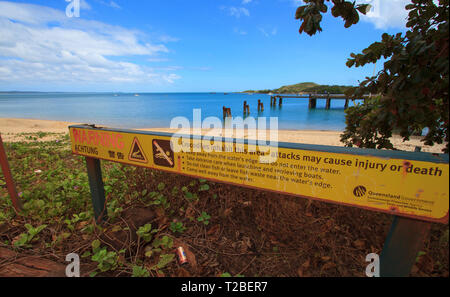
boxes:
[0,0,410,92]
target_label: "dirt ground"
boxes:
[4,169,446,277]
[122,169,448,277]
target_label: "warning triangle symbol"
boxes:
[128,137,148,163]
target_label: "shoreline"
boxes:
[0,117,446,153]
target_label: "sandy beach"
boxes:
[0,118,446,153]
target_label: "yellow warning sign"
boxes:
[69,125,449,223]
[128,137,147,163]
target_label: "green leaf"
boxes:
[89,271,98,277]
[416,251,427,262]
[13,234,29,247]
[156,254,175,269]
[157,182,165,191]
[91,239,101,250]
[35,224,47,234]
[199,184,210,191]
[132,265,150,277]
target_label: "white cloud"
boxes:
[242,0,252,4]
[163,73,181,84]
[258,27,277,37]
[0,1,180,86]
[148,57,170,62]
[152,65,184,71]
[158,35,180,43]
[221,6,250,18]
[360,0,409,29]
[80,0,92,10]
[291,0,305,6]
[108,1,121,9]
[191,66,211,71]
[97,0,121,9]
[233,27,248,35]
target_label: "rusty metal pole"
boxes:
[0,133,22,213]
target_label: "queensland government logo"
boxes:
[353,185,367,198]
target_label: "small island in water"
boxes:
[242,82,354,94]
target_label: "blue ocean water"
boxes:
[0,92,362,130]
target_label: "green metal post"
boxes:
[379,145,430,277]
[85,157,107,223]
[380,216,430,277]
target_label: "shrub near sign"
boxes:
[69,125,449,223]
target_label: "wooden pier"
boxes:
[270,94,370,109]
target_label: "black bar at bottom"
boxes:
[85,157,107,223]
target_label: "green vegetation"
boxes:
[87,239,123,276]
[132,265,150,277]
[296,0,449,152]
[220,272,244,277]
[136,223,158,242]
[0,133,219,276]
[197,211,211,225]
[13,224,47,248]
[170,221,186,233]
[244,82,353,94]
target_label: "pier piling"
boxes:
[223,106,232,118]
[308,94,317,109]
[271,96,277,106]
[243,101,250,115]
[257,100,264,112]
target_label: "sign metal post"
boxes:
[380,216,431,276]
[85,157,106,223]
[380,146,431,277]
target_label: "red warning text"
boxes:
[72,128,125,150]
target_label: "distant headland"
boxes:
[242,82,354,94]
